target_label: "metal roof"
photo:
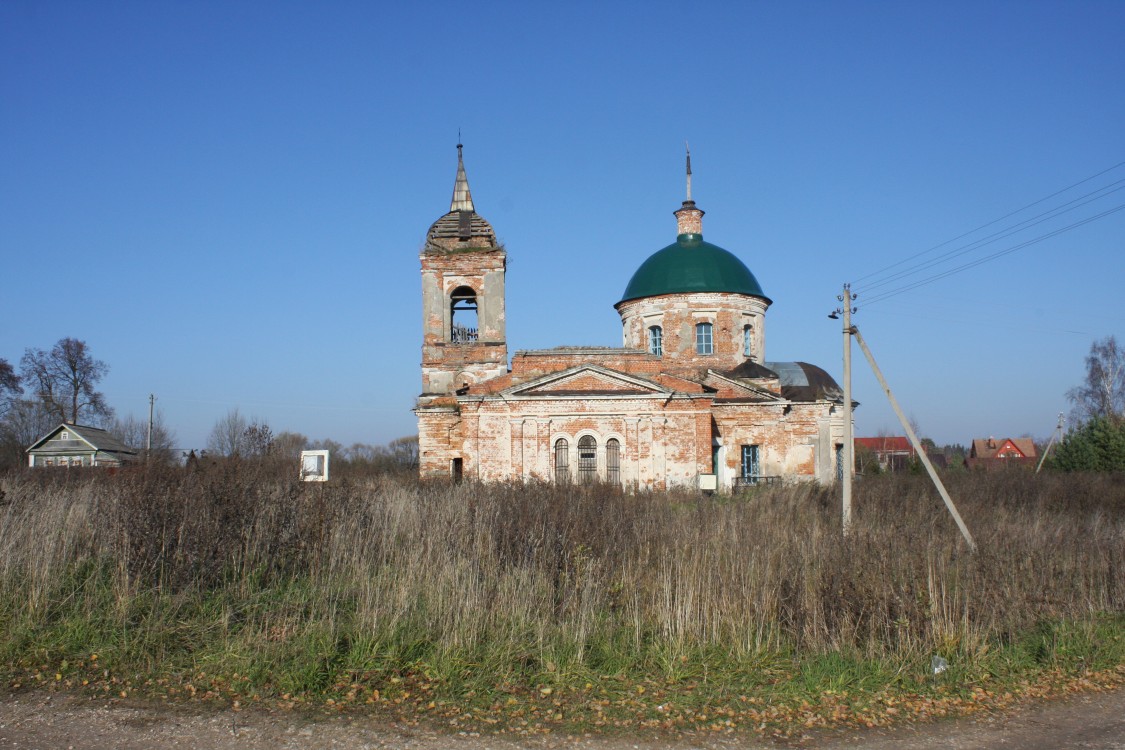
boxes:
[27,423,138,455]
[764,361,843,403]
[618,234,769,305]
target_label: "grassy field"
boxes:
[0,464,1122,736]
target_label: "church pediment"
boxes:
[503,365,672,399]
[704,370,786,401]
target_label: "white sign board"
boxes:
[299,450,329,482]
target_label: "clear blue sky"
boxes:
[2,0,1123,450]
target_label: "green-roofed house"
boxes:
[415,146,849,490]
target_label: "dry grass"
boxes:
[0,464,1122,709]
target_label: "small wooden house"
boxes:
[26,423,138,468]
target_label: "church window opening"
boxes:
[606,438,621,484]
[450,286,479,343]
[648,326,663,356]
[577,435,597,483]
[743,324,753,357]
[695,322,713,355]
[451,457,463,482]
[740,444,761,484]
[554,438,569,482]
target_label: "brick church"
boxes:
[416,146,848,490]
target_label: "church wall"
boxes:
[455,395,714,489]
[713,401,843,487]
[617,292,769,372]
[509,349,661,381]
[417,407,461,477]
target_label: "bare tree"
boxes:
[242,421,274,457]
[272,431,309,459]
[108,412,177,463]
[20,338,112,425]
[207,408,248,457]
[346,442,381,463]
[308,438,343,455]
[0,358,20,417]
[1068,335,1125,425]
[0,398,56,469]
[387,435,419,469]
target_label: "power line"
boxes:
[852,160,1125,287]
[856,180,1125,295]
[860,201,1125,306]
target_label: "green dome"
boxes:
[618,234,769,305]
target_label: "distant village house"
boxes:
[965,437,1037,470]
[854,436,916,473]
[26,424,138,468]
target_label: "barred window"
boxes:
[695,322,713,355]
[578,435,597,483]
[741,444,760,482]
[554,438,569,482]
[606,438,621,484]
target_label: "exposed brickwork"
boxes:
[616,292,768,376]
[675,201,704,236]
[415,157,847,490]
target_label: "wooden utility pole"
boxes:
[147,393,154,456]
[1036,412,1065,473]
[840,284,855,534]
[851,327,977,551]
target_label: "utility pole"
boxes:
[831,284,856,535]
[1036,412,1065,473]
[147,393,154,456]
[851,327,977,551]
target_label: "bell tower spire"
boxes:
[450,141,475,213]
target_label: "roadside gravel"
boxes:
[0,688,1122,749]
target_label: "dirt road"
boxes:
[0,689,1121,749]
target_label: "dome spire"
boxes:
[450,140,475,213]
[674,143,704,237]
[685,141,692,202]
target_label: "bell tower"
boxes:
[418,144,508,399]
[416,144,508,478]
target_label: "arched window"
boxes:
[743,324,753,357]
[647,325,663,356]
[450,286,478,343]
[554,438,569,482]
[695,322,713,355]
[577,435,597,483]
[606,438,621,484]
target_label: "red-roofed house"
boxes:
[854,436,916,473]
[965,437,1037,470]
